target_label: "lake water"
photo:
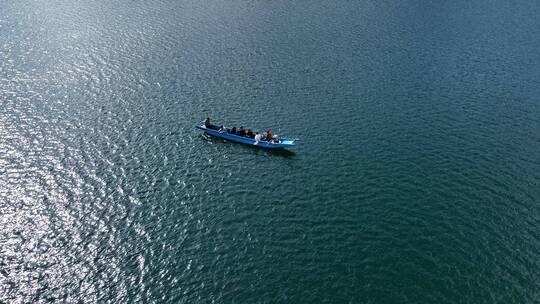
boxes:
[1,0,540,302]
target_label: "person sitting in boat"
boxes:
[204,117,212,129]
[218,125,226,133]
[254,132,262,145]
[246,129,254,138]
[237,126,246,137]
[230,126,237,134]
[272,134,280,143]
[263,128,273,141]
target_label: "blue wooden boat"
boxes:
[196,124,299,149]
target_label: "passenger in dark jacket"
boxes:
[238,126,246,136]
[204,117,212,129]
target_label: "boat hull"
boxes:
[196,125,297,149]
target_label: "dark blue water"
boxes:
[1,0,540,302]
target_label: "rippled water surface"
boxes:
[1,0,540,302]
